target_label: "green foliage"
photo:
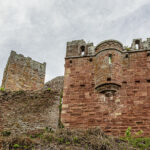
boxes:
[58,121,64,128]
[66,141,70,145]
[44,135,53,142]
[57,137,65,144]
[58,92,64,128]
[13,144,20,148]
[1,131,11,136]
[13,143,31,149]
[16,90,24,94]
[60,91,63,98]
[123,127,150,150]
[73,136,79,143]
[126,48,131,51]
[45,126,54,133]
[124,46,131,51]
[30,133,43,139]
[47,88,51,91]
[2,128,135,150]
[125,127,131,138]
[0,87,5,91]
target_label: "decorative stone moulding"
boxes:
[95,39,123,54]
[95,83,121,97]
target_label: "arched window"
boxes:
[80,46,85,56]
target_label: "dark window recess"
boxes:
[107,78,111,81]
[135,80,140,83]
[89,58,93,62]
[80,84,85,87]
[147,52,150,56]
[105,130,111,133]
[147,79,150,83]
[70,84,74,87]
[80,46,85,56]
[70,60,72,63]
[125,53,129,58]
[91,83,95,87]
[122,81,127,84]
[136,121,143,125]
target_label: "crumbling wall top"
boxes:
[66,40,94,58]
[1,50,46,91]
[10,51,46,73]
[130,38,150,50]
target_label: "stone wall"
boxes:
[1,51,46,91]
[62,38,150,137]
[43,76,64,93]
[0,90,60,135]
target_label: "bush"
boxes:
[0,87,5,91]
[47,88,51,91]
[13,144,20,148]
[1,131,11,136]
[122,127,150,150]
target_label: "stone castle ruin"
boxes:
[1,37,150,137]
[1,51,46,91]
[62,38,150,136]
[0,51,60,136]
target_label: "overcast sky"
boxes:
[0,0,150,84]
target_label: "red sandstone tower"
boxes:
[62,38,150,136]
[94,40,123,96]
[1,51,46,91]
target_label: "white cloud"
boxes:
[0,0,150,84]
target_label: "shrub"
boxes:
[0,87,5,91]
[47,88,51,91]
[124,46,131,51]
[123,127,150,150]
[13,144,20,148]
[1,131,11,136]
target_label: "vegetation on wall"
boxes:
[121,127,150,150]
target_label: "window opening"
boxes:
[135,40,140,50]
[80,46,85,56]
[147,80,150,83]
[147,52,150,56]
[135,44,139,49]
[108,54,112,64]
[107,78,111,81]
[80,84,85,87]
[125,53,129,58]
[122,81,127,84]
[135,80,140,83]
[89,58,93,62]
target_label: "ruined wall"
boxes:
[62,39,150,137]
[1,51,46,91]
[0,90,60,135]
[43,76,64,93]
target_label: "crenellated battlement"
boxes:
[66,40,94,58]
[62,37,150,137]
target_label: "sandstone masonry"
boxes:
[0,90,60,135]
[43,76,64,93]
[1,51,46,91]
[62,38,150,136]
